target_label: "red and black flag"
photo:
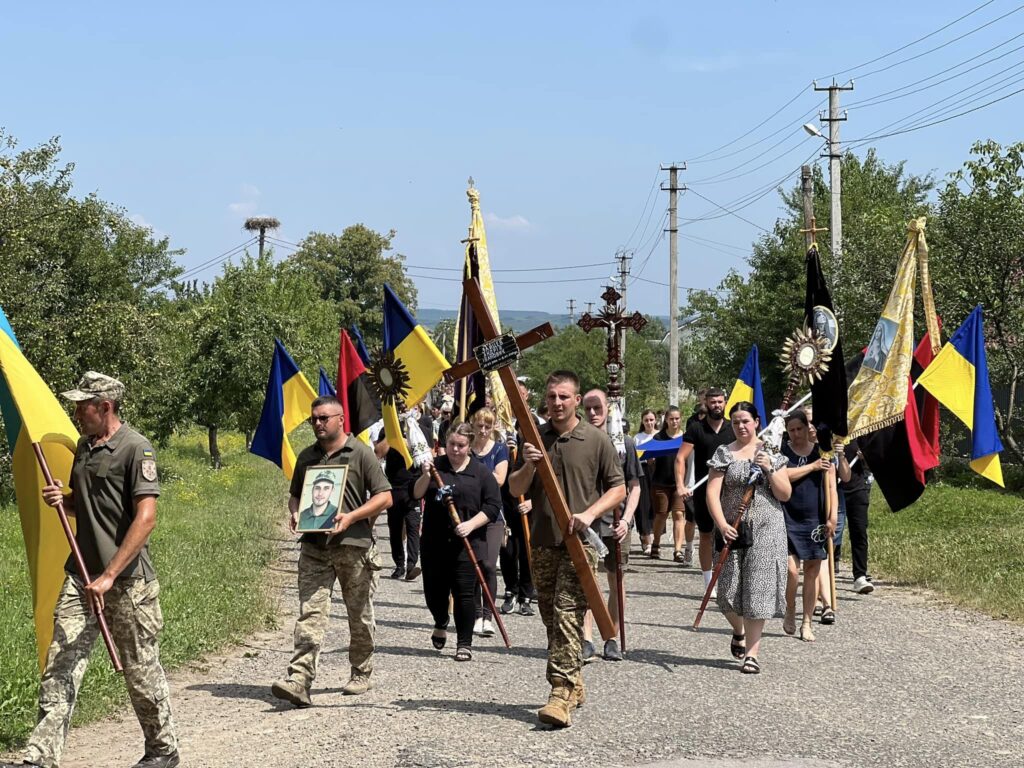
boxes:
[854,331,941,511]
[337,329,381,445]
[453,239,487,422]
[804,244,848,440]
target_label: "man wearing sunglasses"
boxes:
[271,396,392,707]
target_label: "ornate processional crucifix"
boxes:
[443,278,618,640]
[577,285,648,403]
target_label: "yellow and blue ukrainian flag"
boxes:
[250,339,318,480]
[318,366,336,397]
[916,305,1003,486]
[382,284,449,467]
[0,307,80,670]
[724,344,767,422]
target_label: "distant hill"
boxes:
[417,307,670,332]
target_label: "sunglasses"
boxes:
[310,413,343,424]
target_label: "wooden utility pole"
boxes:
[661,164,685,406]
[801,165,815,250]
[244,216,281,259]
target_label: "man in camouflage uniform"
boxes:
[6,372,179,768]
[271,395,392,708]
[509,371,625,728]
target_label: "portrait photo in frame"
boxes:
[296,464,348,533]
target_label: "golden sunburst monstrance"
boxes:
[368,350,412,409]
[781,326,832,385]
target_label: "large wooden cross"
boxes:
[577,285,648,401]
[443,278,616,640]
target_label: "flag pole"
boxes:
[31,443,122,673]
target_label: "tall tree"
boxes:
[288,225,417,345]
[185,252,336,465]
[931,140,1024,463]
[680,149,933,406]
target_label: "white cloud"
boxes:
[484,212,532,231]
[128,213,167,239]
[227,184,261,218]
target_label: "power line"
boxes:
[621,168,663,249]
[845,32,1024,110]
[848,85,1024,145]
[169,237,258,285]
[684,189,772,233]
[687,132,814,186]
[679,233,749,260]
[817,0,1001,81]
[847,2,1024,81]
[406,271,615,285]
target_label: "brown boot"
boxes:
[570,676,586,708]
[537,682,573,727]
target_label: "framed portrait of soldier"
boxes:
[296,464,348,533]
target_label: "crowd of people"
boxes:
[6,367,881,767]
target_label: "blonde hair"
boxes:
[471,407,502,442]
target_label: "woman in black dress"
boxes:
[413,422,502,661]
[634,408,659,555]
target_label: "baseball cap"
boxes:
[61,371,126,403]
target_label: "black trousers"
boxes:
[499,507,535,600]
[844,488,870,580]
[475,520,504,619]
[421,535,479,648]
[387,495,421,569]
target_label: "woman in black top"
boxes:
[412,422,502,661]
[650,405,684,559]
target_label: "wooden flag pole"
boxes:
[32,443,123,673]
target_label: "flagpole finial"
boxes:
[800,215,828,245]
[467,183,481,212]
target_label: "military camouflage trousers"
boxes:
[531,545,599,688]
[287,541,382,688]
[24,575,176,768]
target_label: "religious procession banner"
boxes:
[455,185,515,431]
[847,217,941,439]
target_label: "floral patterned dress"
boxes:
[709,445,789,620]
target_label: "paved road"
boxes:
[45,519,1024,767]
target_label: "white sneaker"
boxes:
[853,576,875,594]
[481,618,496,637]
[473,617,484,636]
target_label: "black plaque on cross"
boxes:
[443,278,617,640]
[577,285,648,401]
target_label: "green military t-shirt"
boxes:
[67,423,161,581]
[525,418,625,548]
[290,435,391,549]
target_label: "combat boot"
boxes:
[271,678,311,708]
[570,676,586,708]
[342,672,375,695]
[537,681,573,727]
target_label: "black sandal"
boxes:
[740,656,761,674]
[431,628,447,650]
[820,606,836,625]
[454,646,472,662]
[730,634,746,660]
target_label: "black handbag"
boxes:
[715,519,754,551]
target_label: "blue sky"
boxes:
[3,1,1021,315]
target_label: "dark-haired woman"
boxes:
[650,406,685,559]
[706,402,791,674]
[413,423,502,661]
[781,409,838,642]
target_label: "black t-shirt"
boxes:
[683,418,736,507]
[384,447,415,506]
[841,439,869,495]
[651,428,682,487]
[414,455,501,547]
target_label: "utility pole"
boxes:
[616,248,633,412]
[585,302,594,314]
[801,165,815,250]
[661,163,686,406]
[813,80,853,284]
[567,298,576,324]
[244,216,281,259]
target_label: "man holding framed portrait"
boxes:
[271,395,393,708]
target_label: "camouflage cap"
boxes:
[61,371,126,403]
[312,470,336,486]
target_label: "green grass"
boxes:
[0,430,288,750]
[866,482,1024,622]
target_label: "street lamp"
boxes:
[802,123,824,139]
